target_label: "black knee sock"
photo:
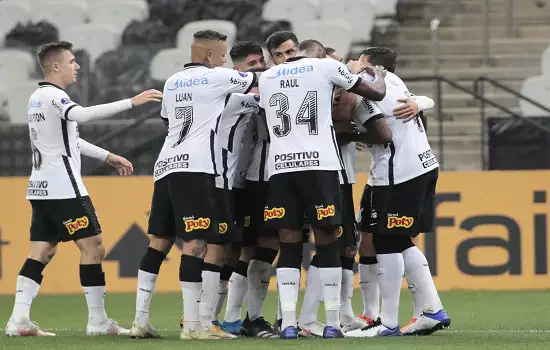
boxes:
[234,260,249,277]
[139,247,166,274]
[19,258,45,285]
[80,264,105,287]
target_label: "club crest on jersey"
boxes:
[238,71,248,78]
[64,216,89,235]
[219,222,228,234]
[184,217,211,232]
[387,216,414,229]
[316,205,335,220]
[61,97,72,105]
[264,207,285,221]
[268,65,314,79]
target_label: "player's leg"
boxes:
[265,173,302,339]
[212,244,236,328]
[304,171,345,339]
[6,201,57,337]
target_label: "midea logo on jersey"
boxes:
[268,65,314,79]
[167,78,209,91]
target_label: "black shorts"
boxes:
[210,188,239,245]
[358,169,438,237]
[30,196,101,242]
[232,187,246,228]
[242,180,278,247]
[148,172,216,242]
[338,184,358,248]
[265,170,342,230]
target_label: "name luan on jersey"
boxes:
[26,83,86,200]
[214,93,260,190]
[153,64,255,181]
[354,71,438,186]
[258,57,360,177]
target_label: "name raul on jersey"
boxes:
[274,151,320,170]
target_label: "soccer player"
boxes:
[259,38,387,339]
[130,30,257,340]
[343,47,450,337]
[5,41,162,337]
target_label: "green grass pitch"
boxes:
[1,290,550,349]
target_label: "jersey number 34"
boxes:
[269,92,318,137]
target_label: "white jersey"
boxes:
[259,57,360,177]
[246,111,270,182]
[233,115,256,188]
[215,93,260,189]
[355,71,438,186]
[26,82,87,200]
[154,63,255,181]
[338,142,356,185]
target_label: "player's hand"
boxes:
[332,87,344,106]
[347,60,365,74]
[373,65,387,80]
[393,98,419,122]
[105,153,134,176]
[131,89,163,106]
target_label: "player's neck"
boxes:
[190,55,211,68]
[43,75,68,90]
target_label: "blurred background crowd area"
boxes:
[0,0,549,176]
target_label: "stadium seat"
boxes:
[0,49,35,81]
[318,0,375,42]
[30,1,89,34]
[0,2,30,34]
[541,46,550,76]
[519,75,550,117]
[1,80,41,124]
[294,20,353,57]
[61,25,120,67]
[262,0,319,28]
[88,0,149,34]
[177,20,237,49]
[371,0,399,17]
[150,48,191,81]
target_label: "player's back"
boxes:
[259,57,353,175]
[154,64,255,180]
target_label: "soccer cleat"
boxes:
[323,326,345,339]
[399,317,417,334]
[279,326,298,339]
[220,319,242,336]
[297,320,325,337]
[204,325,238,339]
[342,316,369,333]
[129,321,160,339]
[357,314,376,325]
[241,316,278,338]
[180,325,237,340]
[401,309,451,336]
[86,319,130,336]
[345,318,401,338]
[273,318,282,333]
[5,318,56,337]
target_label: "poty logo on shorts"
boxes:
[184,217,211,232]
[316,205,335,220]
[337,226,343,238]
[64,216,89,235]
[219,222,228,234]
[387,216,414,229]
[264,207,285,221]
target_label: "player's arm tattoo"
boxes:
[192,239,207,259]
[358,117,392,145]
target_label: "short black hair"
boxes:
[325,47,336,55]
[297,39,325,58]
[230,41,264,62]
[193,30,227,41]
[360,46,397,73]
[266,31,298,54]
[37,41,73,68]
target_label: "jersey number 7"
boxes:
[269,92,318,137]
[172,106,193,148]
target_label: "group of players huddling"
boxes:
[5,28,451,340]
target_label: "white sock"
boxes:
[212,279,228,322]
[223,272,248,322]
[377,253,404,329]
[320,267,342,328]
[276,287,282,321]
[182,281,201,332]
[298,265,321,325]
[403,246,443,314]
[83,286,108,327]
[277,267,300,330]
[135,270,158,325]
[247,260,271,321]
[405,275,423,319]
[12,276,40,323]
[199,270,220,327]
[359,263,379,319]
[340,268,355,324]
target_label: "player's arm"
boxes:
[346,62,387,102]
[79,139,133,175]
[62,90,162,123]
[214,67,258,95]
[393,95,435,122]
[354,98,392,144]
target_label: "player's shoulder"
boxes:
[163,70,210,92]
[33,82,69,99]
